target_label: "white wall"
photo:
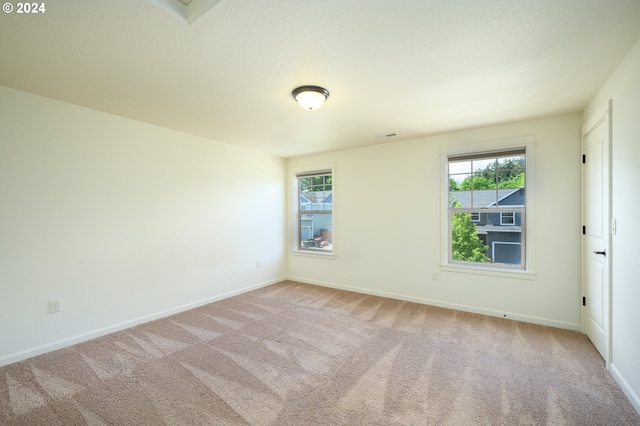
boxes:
[287,113,582,329]
[584,40,640,413]
[0,86,286,366]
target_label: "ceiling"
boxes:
[1,0,640,158]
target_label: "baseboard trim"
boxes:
[0,277,285,368]
[611,363,640,416]
[288,276,582,331]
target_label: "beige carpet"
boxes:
[1,280,638,425]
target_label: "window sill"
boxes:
[290,250,337,260]
[440,264,536,280]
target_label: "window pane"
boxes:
[473,158,495,173]
[497,155,525,189]
[449,173,470,190]
[448,153,526,209]
[451,210,523,266]
[449,188,468,209]
[299,177,312,191]
[449,160,471,174]
[299,213,332,250]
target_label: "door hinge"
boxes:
[582,296,586,306]
[582,154,586,164]
[582,225,586,235]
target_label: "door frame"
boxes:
[581,100,613,369]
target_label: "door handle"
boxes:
[593,250,607,257]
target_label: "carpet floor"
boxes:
[1,280,639,425]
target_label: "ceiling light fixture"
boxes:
[291,85,330,110]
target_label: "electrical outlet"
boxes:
[432,272,440,281]
[49,299,61,313]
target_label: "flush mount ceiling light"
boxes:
[291,85,330,110]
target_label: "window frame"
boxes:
[492,241,523,264]
[500,212,515,225]
[440,136,536,278]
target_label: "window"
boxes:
[500,212,515,225]
[447,148,526,269]
[297,170,332,252]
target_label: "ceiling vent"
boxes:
[150,0,222,24]
[375,132,398,139]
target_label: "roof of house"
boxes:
[300,191,332,204]
[451,188,521,209]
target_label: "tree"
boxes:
[455,157,525,190]
[459,175,495,190]
[498,172,525,189]
[450,201,489,262]
[449,178,459,191]
[480,157,525,186]
[300,175,332,191]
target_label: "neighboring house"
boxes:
[300,191,333,243]
[299,193,313,212]
[451,187,524,264]
[299,191,332,211]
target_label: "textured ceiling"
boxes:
[1,0,640,158]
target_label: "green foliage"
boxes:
[480,157,525,189]
[451,212,489,262]
[453,156,525,191]
[299,175,332,192]
[449,178,459,191]
[480,157,524,183]
[459,175,495,190]
[498,172,525,189]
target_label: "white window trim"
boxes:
[289,163,337,259]
[470,212,480,222]
[440,136,536,278]
[500,212,515,225]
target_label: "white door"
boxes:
[583,108,611,365]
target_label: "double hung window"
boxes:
[297,170,332,252]
[447,149,526,269]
